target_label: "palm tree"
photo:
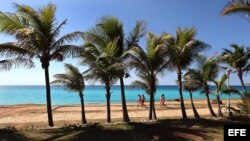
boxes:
[94,16,145,122]
[183,76,201,119]
[80,31,119,123]
[184,55,218,117]
[166,27,210,119]
[221,0,250,16]
[0,3,81,126]
[51,64,87,124]
[127,33,168,120]
[211,75,228,117]
[220,44,249,93]
[211,74,240,117]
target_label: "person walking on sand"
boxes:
[137,94,142,107]
[160,94,166,107]
[141,94,146,107]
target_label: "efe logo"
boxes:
[228,129,246,136]
[224,124,249,141]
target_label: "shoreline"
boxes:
[0,98,241,106]
[0,99,241,128]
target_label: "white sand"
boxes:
[0,99,240,125]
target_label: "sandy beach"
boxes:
[0,99,240,128]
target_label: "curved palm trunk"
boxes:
[105,84,111,123]
[119,77,130,122]
[79,91,87,124]
[188,90,200,119]
[205,93,217,117]
[177,69,187,119]
[204,84,217,117]
[149,93,157,120]
[216,95,223,117]
[44,66,54,127]
[237,70,247,93]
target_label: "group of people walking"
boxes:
[137,94,145,107]
[137,94,166,108]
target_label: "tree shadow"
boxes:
[0,128,29,141]
[0,118,230,141]
[39,120,215,141]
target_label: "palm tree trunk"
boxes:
[188,90,200,119]
[177,68,187,119]
[204,84,217,117]
[79,91,87,124]
[44,66,54,127]
[205,92,217,117]
[149,93,153,120]
[105,84,111,123]
[119,77,130,122]
[205,93,217,117]
[216,95,223,117]
[152,98,157,120]
[149,93,157,120]
[237,70,247,93]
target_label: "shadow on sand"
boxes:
[0,118,230,141]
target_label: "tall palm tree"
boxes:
[220,44,249,93]
[221,0,250,16]
[51,64,87,124]
[80,31,119,123]
[127,33,168,120]
[166,27,210,119]
[0,3,81,126]
[183,76,201,119]
[95,16,145,122]
[184,55,218,117]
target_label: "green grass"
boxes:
[0,118,247,141]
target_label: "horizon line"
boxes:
[0,84,246,87]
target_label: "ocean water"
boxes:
[0,85,244,105]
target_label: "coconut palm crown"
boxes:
[220,44,250,92]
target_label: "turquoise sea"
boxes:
[0,85,244,105]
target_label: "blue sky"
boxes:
[0,0,250,85]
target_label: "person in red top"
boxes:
[137,94,142,107]
[160,94,166,107]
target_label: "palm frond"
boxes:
[97,16,123,38]
[50,19,67,41]
[0,12,27,35]
[52,63,84,92]
[126,20,146,49]
[0,42,32,57]
[222,0,250,16]
[52,31,84,48]
[0,57,34,71]
[131,80,150,94]
[14,3,43,30]
[222,87,240,95]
